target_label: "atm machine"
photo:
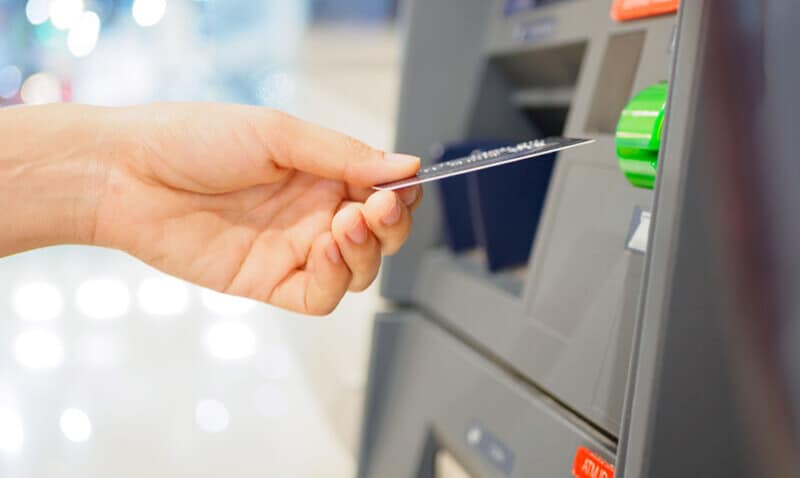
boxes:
[358,1,800,477]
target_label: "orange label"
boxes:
[611,0,679,21]
[572,447,615,478]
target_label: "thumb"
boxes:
[256,109,420,187]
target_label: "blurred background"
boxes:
[0,0,404,476]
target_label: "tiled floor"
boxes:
[0,26,400,478]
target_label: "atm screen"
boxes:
[436,450,476,478]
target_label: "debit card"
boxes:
[374,137,594,191]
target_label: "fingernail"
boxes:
[400,187,418,206]
[382,200,402,226]
[346,216,369,244]
[325,242,341,264]
[384,153,420,166]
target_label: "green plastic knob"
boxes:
[616,82,668,189]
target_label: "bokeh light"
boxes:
[200,289,257,316]
[257,72,297,108]
[33,21,61,48]
[137,276,190,316]
[20,72,62,105]
[12,281,63,321]
[14,329,64,369]
[204,321,256,361]
[0,407,24,455]
[49,0,85,31]
[132,0,166,27]
[67,10,101,58]
[60,408,92,442]
[0,65,23,99]
[25,0,50,25]
[195,399,229,433]
[76,279,131,319]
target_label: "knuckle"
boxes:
[349,281,369,293]
[412,187,424,210]
[258,109,295,168]
[342,139,379,186]
[382,222,412,255]
[331,213,350,237]
[308,297,339,316]
[343,135,375,158]
[332,205,361,237]
[350,268,378,292]
[342,160,368,187]
[383,243,402,256]
[264,108,293,127]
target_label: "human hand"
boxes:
[0,103,422,315]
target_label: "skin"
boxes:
[0,102,422,316]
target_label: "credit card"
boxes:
[374,137,594,191]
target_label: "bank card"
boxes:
[374,137,594,191]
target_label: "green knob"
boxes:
[616,82,668,189]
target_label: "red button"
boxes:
[572,447,615,478]
[611,0,679,21]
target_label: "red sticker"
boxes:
[572,447,615,478]
[611,0,679,21]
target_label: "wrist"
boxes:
[0,104,110,256]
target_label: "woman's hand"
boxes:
[0,103,422,315]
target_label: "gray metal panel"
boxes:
[357,314,405,477]
[622,0,800,476]
[411,177,646,435]
[506,1,674,438]
[617,5,709,474]
[523,160,648,430]
[363,1,800,475]
[359,312,615,478]
[372,0,689,461]
[380,0,494,302]
[485,1,606,55]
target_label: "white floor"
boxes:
[0,26,400,478]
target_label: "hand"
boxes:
[0,103,422,315]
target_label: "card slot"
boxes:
[427,38,590,277]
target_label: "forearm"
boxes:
[0,104,109,256]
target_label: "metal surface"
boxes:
[621,1,800,476]
[359,313,615,478]
[359,0,800,476]
[380,0,493,303]
[378,0,678,437]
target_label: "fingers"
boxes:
[331,205,382,292]
[328,187,419,293]
[251,109,421,188]
[263,187,421,314]
[396,185,423,213]
[268,232,351,316]
[362,190,414,255]
[345,181,424,206]
[121,103,419,196]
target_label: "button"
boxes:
[611,0,680,22]
[616,81,668,189]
